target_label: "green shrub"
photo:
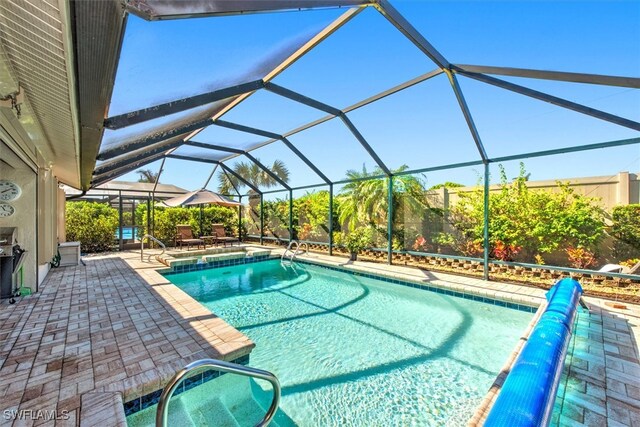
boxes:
[443,163,606,263]
[343,228,373,254]
[65,201,119,252]
[611,204,640,249]
[135,205,238,246]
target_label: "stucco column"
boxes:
[617,171,630,205]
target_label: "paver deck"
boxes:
[0,253,252,426]
[0,248,638,426]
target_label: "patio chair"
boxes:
[598,260,640,275]
[175,224,204,250]
[212,223,239,247]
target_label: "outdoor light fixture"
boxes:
[0,85,24,119]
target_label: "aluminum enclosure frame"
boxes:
[89,0,640,282]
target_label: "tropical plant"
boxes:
[412,235,428,251]
[565,246,597,269]
[336,165,429,248]
[136,168,159,183]
[343,227,373,256]
[293,191,336,241]
[492,240,522,262]
[443,163,606,263]
[65,201,119,252]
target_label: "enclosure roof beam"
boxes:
[238,68,446,166]
[445,71,489,163]
[188,129,291,190]
[94,137,186,176]
[186,141,244,154]
[202,164,219,190]
[215,161,262,195]
[455,69,640,132]
[168,147,278,191]
[488,136,640,164]
[244,152,291,190]
[263,83,391,175]
[126,0,372,21]
[95,7,363,168]
[182,7,365,142]
[221,168,241,196]
[92,151,167,187]
[201,122,332,185]
[97,117,215,160]
[213,120,281,140]
[103,80,265,130]
[453,65,640,89]
[339,114,391,175]
[373,0,450,69]
[151,157,166,194]
[281,137,332,184]
[344,68,444,112]
[99,64,443,177]
[264,82,342,115]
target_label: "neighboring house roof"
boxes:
[63,180,188,199]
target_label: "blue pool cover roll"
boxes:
[484,278,583,427]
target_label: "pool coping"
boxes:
[468,302,548,425]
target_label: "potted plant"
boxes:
[343,228,372,261]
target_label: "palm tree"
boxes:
[337,165,429,242]
[136,169,159,183]
[218,159,290,236]
[217,159,289,195]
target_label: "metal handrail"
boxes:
[141,234,166,262]
[156,358,281,427]
[295,242,308,256]
[281,240,299,262]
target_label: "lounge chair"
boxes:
[212,223,238,247]
[598,260,640,274]
[175,224,204,250]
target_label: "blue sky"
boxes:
[110,1,640,194]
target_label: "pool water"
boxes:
[115,226,138,240]
[131,260,533,426]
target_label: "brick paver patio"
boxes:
[0,253,252,426]
[0,249,638,426]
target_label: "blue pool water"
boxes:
[128,260,533,426]
[115,226,138,240]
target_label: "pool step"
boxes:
[206,371,283,427]
[188,395,241,427]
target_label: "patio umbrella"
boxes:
[158,188,241,208]
[157,189,242,236]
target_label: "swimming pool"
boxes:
[115,226,139,240]
[128,259,533,426]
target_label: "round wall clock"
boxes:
[0,202,15,217]
[0,180,21,201]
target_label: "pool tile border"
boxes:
[292,258,538,313]
[164,256,537,313]
[163,254,272,275]
[124,354,250,416]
